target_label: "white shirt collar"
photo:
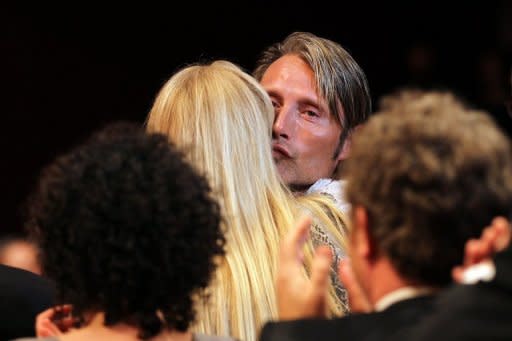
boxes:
[306,178,351,214]
[374,286,435,312]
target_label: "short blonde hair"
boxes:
[147,61,347,341]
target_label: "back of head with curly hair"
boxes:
[26,122,225,339]
[344,90,512,286]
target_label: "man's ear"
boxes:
[336,135,351,163]
[353,206,375,259]
[336,125,363,163]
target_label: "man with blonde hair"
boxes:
[260,90,512,340]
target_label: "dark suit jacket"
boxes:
[402,245,512,340]
[0,265,55,341]
[260,295,435,341]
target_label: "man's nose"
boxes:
[273,106,294,139]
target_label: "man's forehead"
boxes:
[261,55,330,110]
[261,55,314,85]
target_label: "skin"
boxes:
[0,240,41,275]
[276,215,333,320]
[260,55,346,191]
[346,207,372,307]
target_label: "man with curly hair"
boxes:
[260,91,512,340]
[19,122,234,341]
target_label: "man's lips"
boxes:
[272,144,291,158]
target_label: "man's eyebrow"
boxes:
[264,90,326,111]
[299,98,321,109]
[265,90,283,101]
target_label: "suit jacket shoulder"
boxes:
[0,265,55,340]
[401,246,512,340]
[260,296,435,341]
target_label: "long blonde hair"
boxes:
[146,61,347,341]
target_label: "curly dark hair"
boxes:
[26,122,225,339]
[344,90,512,286]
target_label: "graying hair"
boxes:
[254,32,372,148]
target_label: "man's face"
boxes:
[260,54,344,190]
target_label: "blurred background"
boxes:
[2,1,512,237]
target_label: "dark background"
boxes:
[2,2,512,235]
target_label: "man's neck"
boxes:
[289,183,314,194]
[374,286,437,312]
[368,257,438,309]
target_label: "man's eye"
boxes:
[271,101,280,109]
[305,110,319,117]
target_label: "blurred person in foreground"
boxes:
[15,123,233,341]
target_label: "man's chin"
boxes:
[288,183,313,194]
[275,162,314,190]
[275,163,293,182]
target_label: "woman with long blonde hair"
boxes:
[146,61,348,341]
